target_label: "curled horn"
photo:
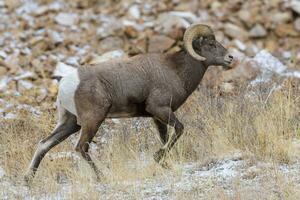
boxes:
[183,24,214,61]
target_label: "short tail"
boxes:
[51,75,63,82]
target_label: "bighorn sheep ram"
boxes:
[25,24,233,182]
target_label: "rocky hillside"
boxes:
[1,0,300,112]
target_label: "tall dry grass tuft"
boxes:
[172,80,300,165]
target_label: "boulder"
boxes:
[224,23,248,40]
[54,13,78,27]
[148,35,175,53]
[249,24,267,38]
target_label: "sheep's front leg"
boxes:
[153,119,169,145]
[147,105,184,166]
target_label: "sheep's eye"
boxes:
[209,42,215,47]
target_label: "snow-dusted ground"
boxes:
[1,152,300,199]
[0,98,41,119]
[250,50,300,85]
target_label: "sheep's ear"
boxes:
[207,35,215,40]
[198,37,204,43]
[192,39,198,49]
[192,37,203,48]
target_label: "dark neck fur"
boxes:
[169,50,209,95]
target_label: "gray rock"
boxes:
[33,1,64,16]
[291,0,300,14]
[96,15,123,38]
[238,9,253,26]
[148,35,175,53]
[99,36,124,52]
[168,11,198,23]
[282,51,292,59]
[48,1,64,12]
[128,4,140,19]
[245,44,259,57]
[224,23,248,40]
[272,12,292,24]
[0,50,7,59]
[89,50,126,65]
[14,71,36,81]
[249,24,267,38]
[16,1,39,15]
[233,40,246,51]
[48,30,64,44]
[155,12,191,35]
[294,17,300,32]
[55,13,78,26]
[18,80,34,90]
[33,5,48,16]
[65,57,79,66]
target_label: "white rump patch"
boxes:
[57,68,79,116]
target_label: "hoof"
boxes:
[153,149,172,169]
[95,169,104,182]
[95,173,103,182]
[153,149,165,164]
[23,175,33,186]
[23,171,35,186]
[159,160,172,169]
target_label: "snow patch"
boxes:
[250,50,300,85]
[285,71,300,78]
[193,159,244,180]
[47,151,80,161]
[3,112,17,119]
[16,104,41,116]
[0,100,41,119]
[251,50,286,85]
[0,166,5,179]
[254,50,286,74]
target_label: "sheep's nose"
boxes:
[224,54,234,62]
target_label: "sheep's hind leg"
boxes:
[147,105,184,167]
[24,109,80,184]
[75,125,102,181]
[74,109,109,181]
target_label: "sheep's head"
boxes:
[184,24,233,69]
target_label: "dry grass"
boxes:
[1,80,300,199]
